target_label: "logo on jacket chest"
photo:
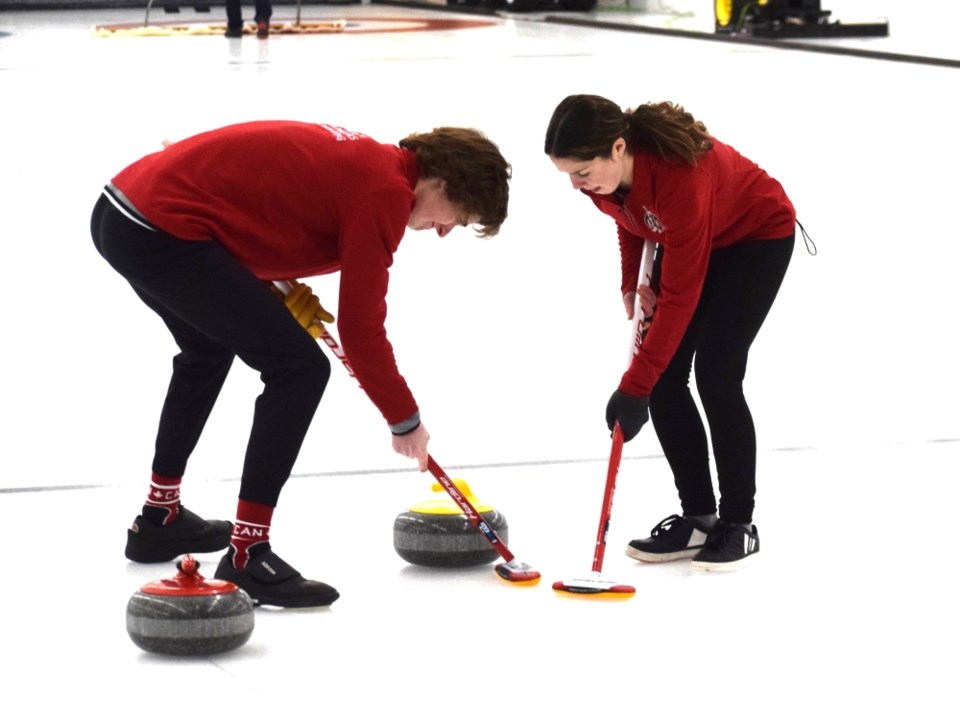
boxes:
[319,123,366,142]
[643,207,664,234]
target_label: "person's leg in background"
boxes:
[254,0,273,38]
[225,0,244,37]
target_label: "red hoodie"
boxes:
[584,139,796,396]
[110,120,421,426]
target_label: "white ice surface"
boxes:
[1,4,957,719]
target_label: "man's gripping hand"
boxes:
[282,280,334,339]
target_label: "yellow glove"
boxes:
[283,280,334,339]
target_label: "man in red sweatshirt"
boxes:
[91,120,510,607]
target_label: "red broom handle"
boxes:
[590,239,654,574]
[273,281,519,565]
[426,457,516,564]
[592,423,625,573]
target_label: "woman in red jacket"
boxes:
[91,120,510,605]
[545,95,795,572]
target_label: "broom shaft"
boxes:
[273,279,518,565]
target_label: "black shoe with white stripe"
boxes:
[625,514,713,562]
[690,521,759,572]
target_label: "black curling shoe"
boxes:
[125,505,232,563]
[215,547,340,608]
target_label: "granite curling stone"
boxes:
[126,555,254,656]
[393,478,508,567]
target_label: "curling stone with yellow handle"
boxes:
[393,479,509,567]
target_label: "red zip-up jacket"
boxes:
[110,120,421,427]
[584,139,796,397]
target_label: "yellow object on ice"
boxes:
[408,478,494,515]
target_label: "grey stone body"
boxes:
[127,588,255,656]
[393,509,508,567]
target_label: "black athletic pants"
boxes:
[649,234,795,525]
[225,0,272,28]
[90,194,330,507]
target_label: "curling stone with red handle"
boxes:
[126,555,254,656]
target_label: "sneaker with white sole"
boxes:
[690,522,759,572]
[625,513,713,562]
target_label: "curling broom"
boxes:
[552,239,657,598]
[273,280,541,585]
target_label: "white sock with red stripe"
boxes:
[230,499,275,569]
[143,472,182,525]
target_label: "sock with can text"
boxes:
[230,499,275,569]
[142,472,182,525]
